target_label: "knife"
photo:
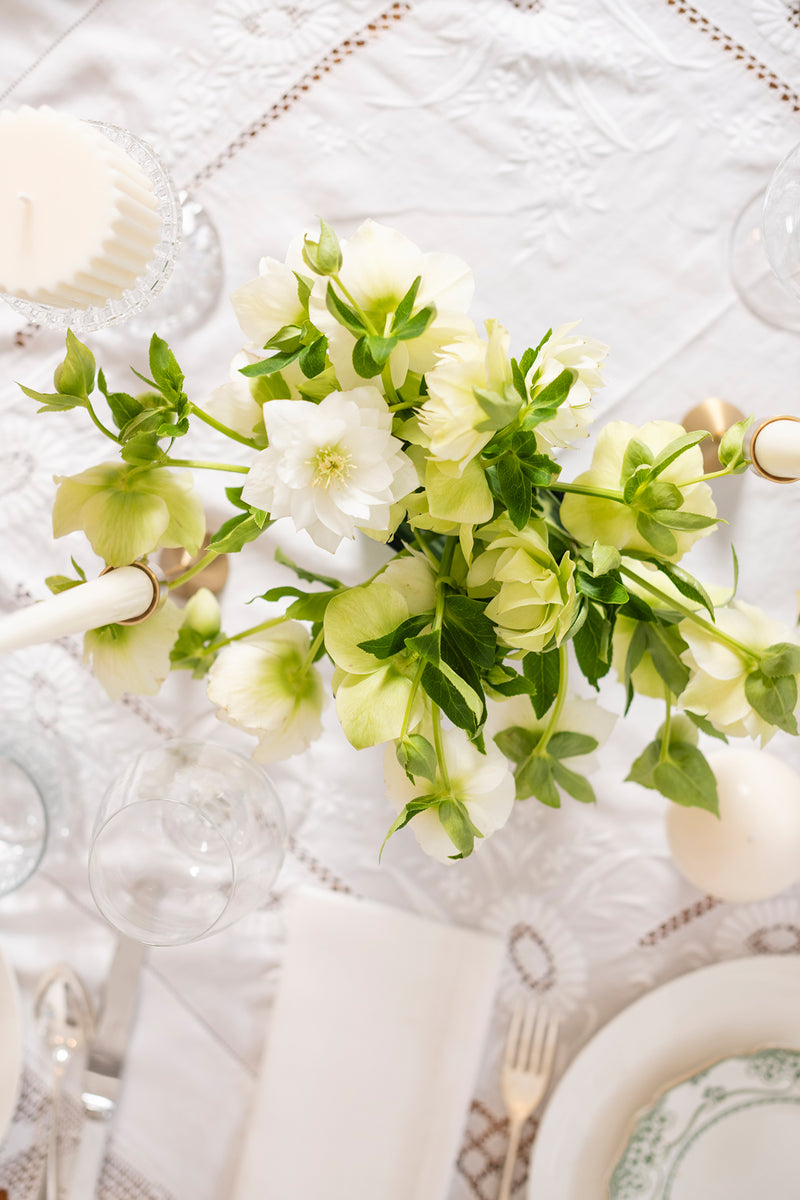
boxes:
[67,936,147,1199]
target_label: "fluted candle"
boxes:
[750,416,800,482]
[0,107,162,309]
[0,566,158,655]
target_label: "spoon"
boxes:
[34,965,94,1200]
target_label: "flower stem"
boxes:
[619,564,759,663]
[302,627,325,670]
[188,403,261,448]
[431,704,452,793]
[167,548,221,592]
[539,482,628,503]
[164,458,250,474]
[535,644,568,756]
[660,688,672,763]
[86,399,120,443]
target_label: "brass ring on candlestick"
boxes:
[749,415,800,484]
[99,561,164,624]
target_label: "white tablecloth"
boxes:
[2,2,800,1197]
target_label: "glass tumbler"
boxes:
[88,740,287,946]
[0,720,75,896]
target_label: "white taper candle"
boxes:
[750,416,800,481]
[0,566,158,655]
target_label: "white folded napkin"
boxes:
[233,886,504,1200]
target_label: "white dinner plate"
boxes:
[0,945,22,1142]
[527,956,800,1199]
[609,1048,800,1197]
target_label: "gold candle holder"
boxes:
[681,398,746,474]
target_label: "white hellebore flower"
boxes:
[206,622,326,763]
[205,351,266,439]
[680,600,800,744]
[531,322,608,451]
[242,386,418,553]
[309,218,475,390]
[383,727,515,863]
[419,319,513,472]
[230,237,306,349]
[83,599,184,700]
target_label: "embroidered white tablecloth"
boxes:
[2,2,800,1197]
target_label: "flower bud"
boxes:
[183,587,221,639]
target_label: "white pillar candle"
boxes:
[666,748,800,902]
[0,566,157,655]
[0,107,162,309]
[751,417,800,480]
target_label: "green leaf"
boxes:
[621,437,654,481]
[325,282,366,335]
[522,647,562,718]
[572,603,614,691]
[745,669,799,735]
[119,433,165,466]
[626,739,661,790]
[638,481,683,512]
[395,304,435,341]
[298,335,329,379]
[760,642,800,678]
[438,798,483,859]
[390,276,421,330]
[302,218,343,275]
[635,512,678,557]
[650,509,718,532]
[685,711,729,743]
[104,391,145,431]
[486,669,537,698]
[364,335,397,368]
[497,454,531,529]
[54,330,95,398]
[379,795,439,861]
[207,512,264,554]
[551,760,596,804]
[149,334,185,400]
[396,733,438,784]
[546,731,599,759]
[239,348,302,378]
[45,574,83,595]
[575,569,628,605]
[18,384,87,413]
[264,324,304,352]
[718,415,754,473]
[357,612,433,659]
[443,595,497,668]
[529,366,573,411]
[653,743,719,814]
[352,336,384,378]
[623,465,652,505]
[474,385,522,432]
[515,755,560,806]
[225,486,249,511]
[494,725,540,765]
[656,561,716,621]
[647,430,708,478]
[420,660,482,733]
[591,542,621,577]
[645,623,690,696]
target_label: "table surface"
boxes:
[2,1,800,1197]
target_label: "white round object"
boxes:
[666,748,800,902]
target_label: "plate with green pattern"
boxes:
[609,1048,800,1198]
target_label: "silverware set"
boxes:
[497,1000,559,1200]
[33,937,146,1200]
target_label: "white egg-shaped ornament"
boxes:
[666,748,800,903]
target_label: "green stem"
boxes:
[660,688,673,763]
[188,403,261,449]
[86,399,120,443]
[332,275,379,335]
[619,564,759,664]
[220,616,289,647]
[535,644,568,756]
[387,399,420,413]
[167,549,220,592]
[302,627,325,670]
[539,481,628,503]
[164,458,249,474]
[431,704,452,793]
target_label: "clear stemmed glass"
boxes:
[88,740,286,946]
[730,140,800,333]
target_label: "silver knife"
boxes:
[68,936,147,1199]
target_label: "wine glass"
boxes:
[88,740,286,946]
[730,140,800,333]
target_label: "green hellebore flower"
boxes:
[53,463,205,567]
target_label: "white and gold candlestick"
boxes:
[0,563,162,655]
[0,107,181,332]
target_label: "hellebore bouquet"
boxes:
[24,218,800,862]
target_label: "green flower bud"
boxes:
[183,587,221,639]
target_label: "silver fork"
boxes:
[497,1000,559,1200]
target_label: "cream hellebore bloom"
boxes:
[324,558,436,749]
[206,623,326,763]
[309,218,475,390]
[419,319,513,472]
[205,352,266,439]
[383,728,515,863]
[560,420,716,562]
[680,600,800,744]
[83,599,184,700]
[52,463,205,567]
[241,386,417,554]
[230,239,306,349]
[468,517,577,653]
[531,322,608,451]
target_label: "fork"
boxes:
[497,1000,559,1200]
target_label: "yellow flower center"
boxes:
[310,443,351,488]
